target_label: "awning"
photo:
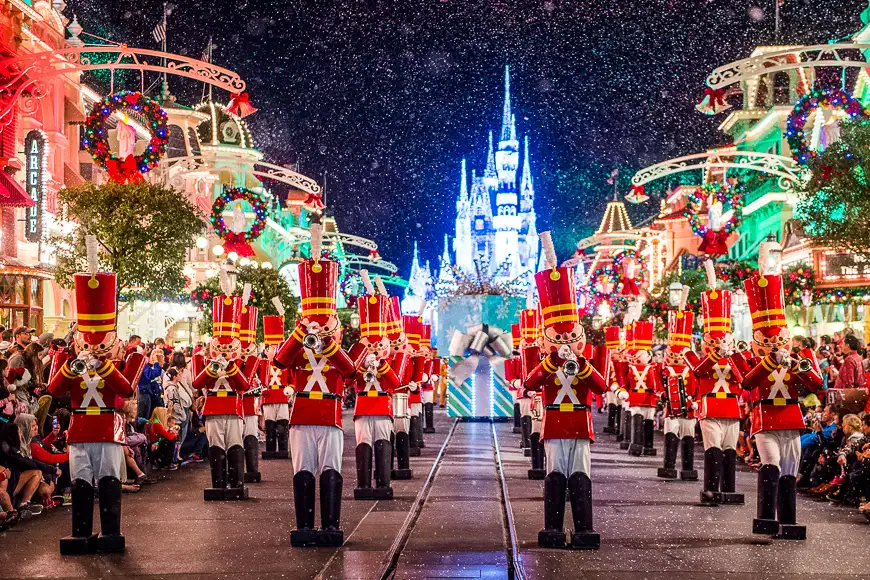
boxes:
[0,172,35,207]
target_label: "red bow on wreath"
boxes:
[106,155,144,184]
[698,229,729,257]
[620,276,640,296]
[304,192,325,209]
[696,88,732,116]
[227,92,257,118]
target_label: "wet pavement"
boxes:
[2,408,870,579]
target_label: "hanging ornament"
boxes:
[226,92,257,118]
[625,184,649,204]
[786,88,869,166]
[83,91,169,182]
[696,87,732,116]
[685,181,744,256]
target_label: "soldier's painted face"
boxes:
[209,336,241,360]
[389,333,408,356]
[633,349,651,365]
[752,327,791,358]
[542,322,586,357]
[664,347,685,366]
[302,314,340,338]
[74,330,119,358]
[702,332,734,355]
[361,335,390,358]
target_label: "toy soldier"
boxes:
[47,237,137,554]
[379,286,413,480]
[404,309,427,455]
[526,232,608,549]
[657,289,698,480]
[260,300,292,460]
[627,320,660,457]
[684,261,745,506]
[274,222,356,547]
[348,270,400,499]
[602,326,622,435]
[424,349,440,433]
[238,285,262,483]
[732,246,823,539]
[192,270,252,501]
[617,322,635,450]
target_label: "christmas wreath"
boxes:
[83,91,168,183]
[612,249,647,296]
[783,263,816,303]
[210,187,268,245]
[685,181,744,256]
[786,88,868,165]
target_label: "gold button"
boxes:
[554,378,561,386]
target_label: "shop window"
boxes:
[773,73,790,105]
[167,124,187,158]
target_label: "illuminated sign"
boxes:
[814,250,870,287]
[24,131,46,242]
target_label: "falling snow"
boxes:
[66,0,869,270]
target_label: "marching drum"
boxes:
[392,392,410,432]
[531,392,544,429]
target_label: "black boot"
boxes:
[243,435,261,483]
[718,448,743,503]
[538,472,568,548]
[204,446,228,500]
[568,472,599,549]
[275,419,290,459]
[619,409,632,449]
[262,420,276,459]
[753,464,780,534]
[776,475,805,539]
[409,416,421,456]
[613,404,622,437]
[521,415,532,454]
[95,476,124,553]
[60,478,97,555]
[415,413,426,448]
[603,404,616,434]
[528,432,546,480]
[629,414,644,456]
[354,443,374,500]
[424,402,436,433]
[318,469,344,547]
[392,431,413,479]
[700,447,723,505]
[680,436,698,481]
[657,433,679,479]
[291,471,318,547]
[373,439,394,499]
[642,419,657,456]
[512,402,522,434]
[225,445,250,500]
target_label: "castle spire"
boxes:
[485,130,496,177]
[521,136,534,198]
[501,65,514,142]
[442,234,451,263]
[459,158,468,201]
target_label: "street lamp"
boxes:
[668,281,684,307]
[592,314,603,330]
[350,312,360,329]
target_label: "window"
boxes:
[188,127,201,156]
[773,72,790,105]
[166,124,187,158]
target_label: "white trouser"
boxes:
[262,403,290,422]
[70,442,123,483]
[519,398,531,416]
[754,430,801,477]
[410,402,422,417]
[622,401,631,411]
[242,415,259,438]
[699,417,739,451]
[289,424,343,475]
[664,417,697,438]
[205,415,244,450]
[545,438,591,477]
[354,416,394,446]
[632,406,656,420]
[423,390,435,404]
[605,391,618,405]
[394,417,410,433]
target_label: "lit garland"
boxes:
[435,258,526,305]
[786,88,868,165]
[83,91,168,180]
[584,266,627,310]
[782,263,816,302]
[717,260,756,289]
[612,249,647,295]
[210,187,268,245]
[685,181,744,256]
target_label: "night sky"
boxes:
[68,0,868,276]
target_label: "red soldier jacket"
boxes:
[684,351,742,420]
[504,357,520,391]
[275,332,356,428]
[407,356,426,404]
[240,355,261,417]
[259,359,292,405]
[192,356,250,418]
[738,350,823,435]
[428,358,441,392]
[47,358,134,444]
[525,350,607,440]
[658,365,698,419]
[518,344,542,398]
[627,363,661,407]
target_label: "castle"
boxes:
[404,66,539,313]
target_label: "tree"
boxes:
[190,265,298,342]
[795,119,870,256]
[52,182,206,302]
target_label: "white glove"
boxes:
[283,387,293,397]
[691,401,699,411]
[421,373,429,383]
[719,346,733,359]
[409,381,419,392]
[617,389,629,401]
[557,344,574,360]
[609,383,618,392]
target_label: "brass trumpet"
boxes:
[735,340,750,353]
[363,370,377,384]
[794,358,813,373]
[69,357,89,375]
[562,359,580,376]
[208,359,227,374]
[302,333,323,352]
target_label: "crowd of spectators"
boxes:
[0,324,212,532]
